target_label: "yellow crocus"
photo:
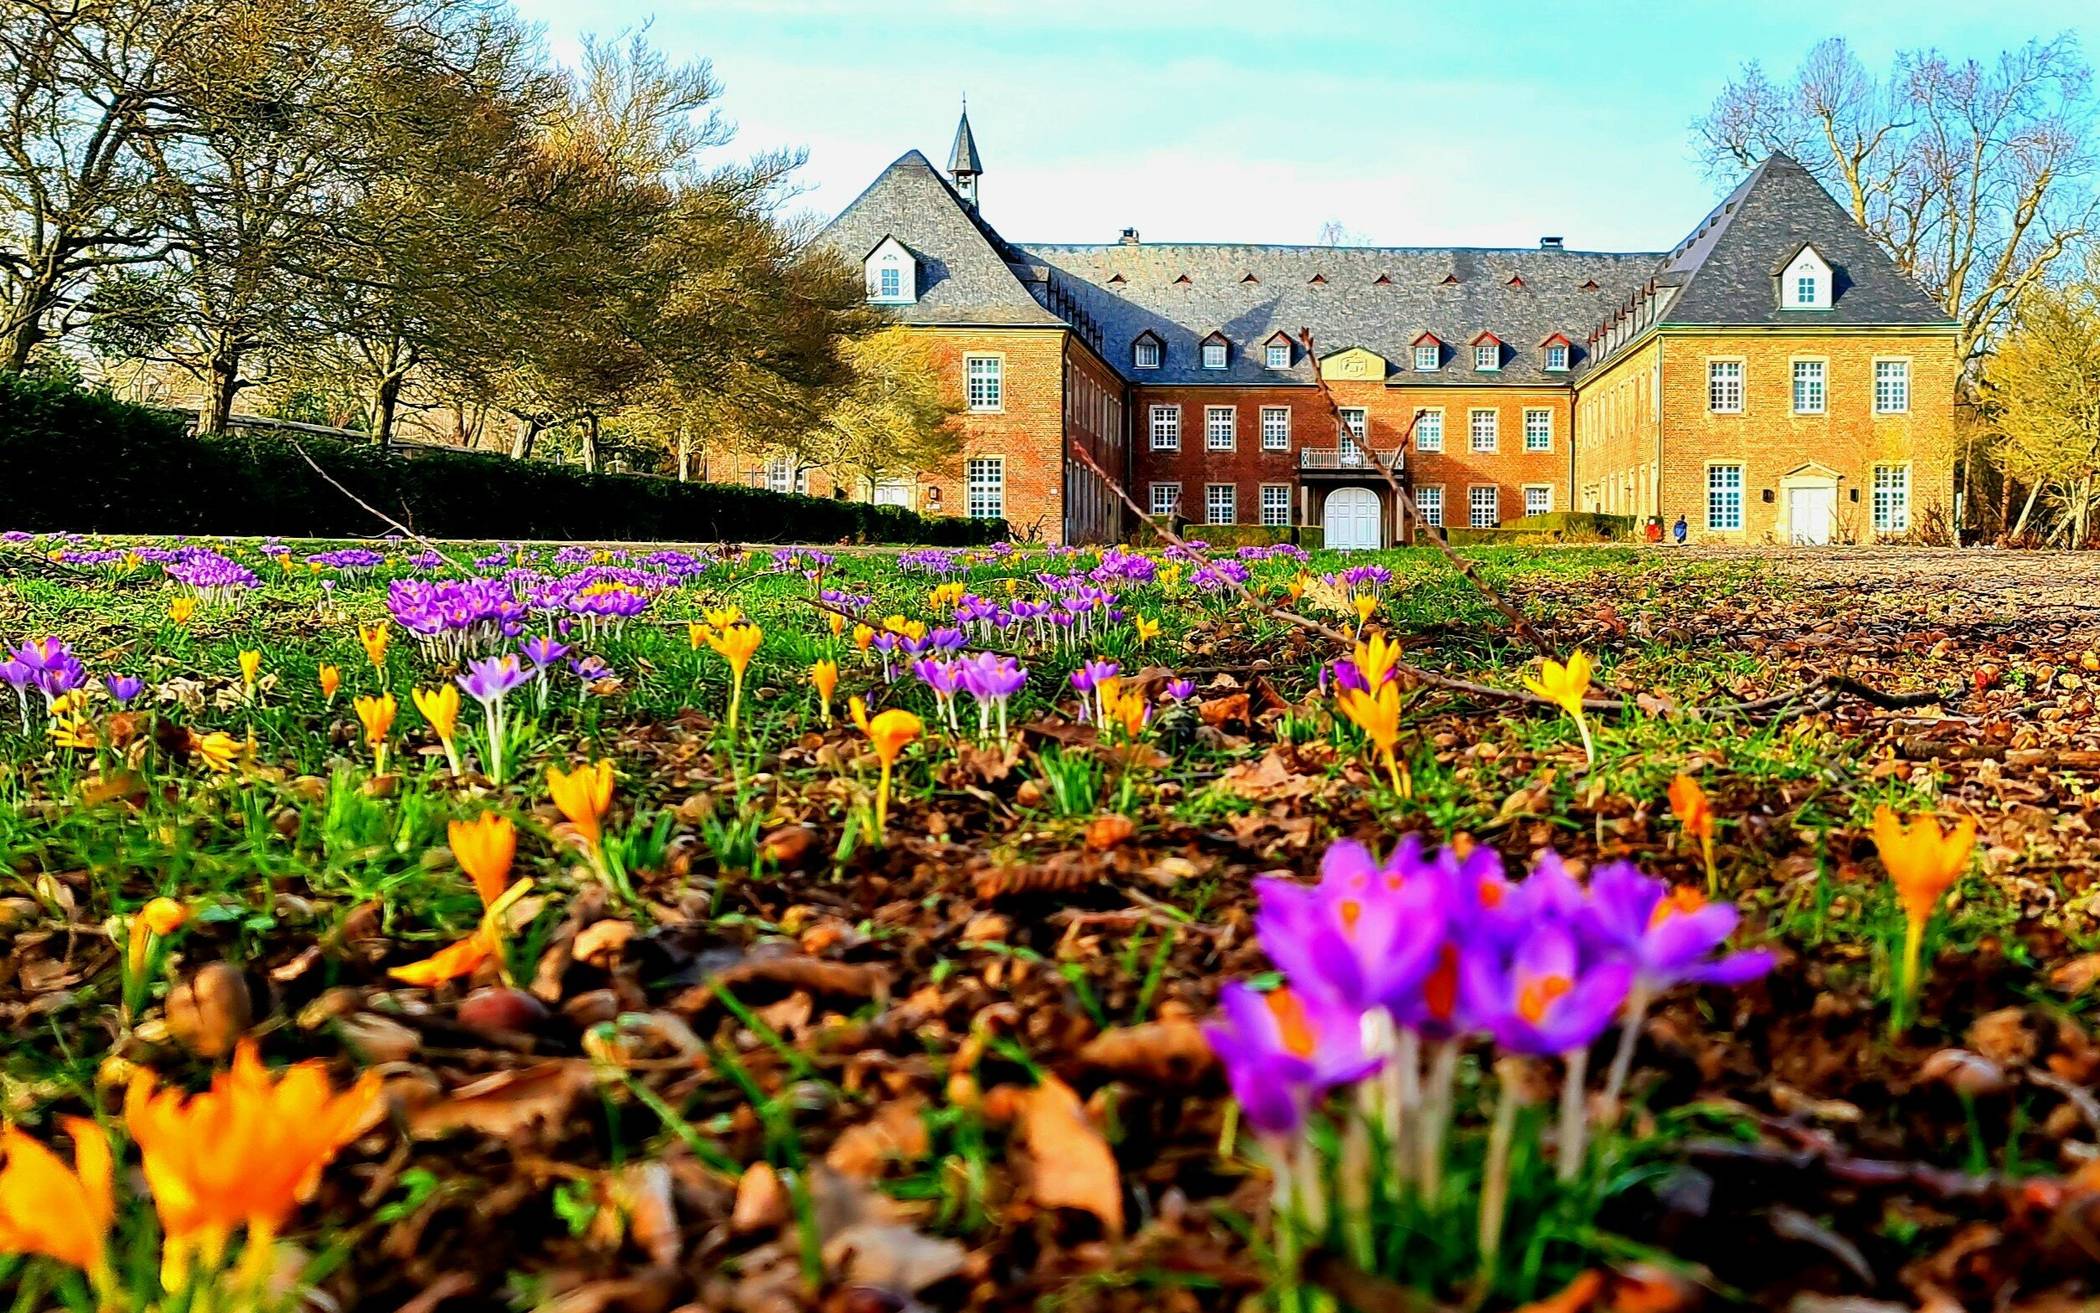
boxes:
[358,624,390,671]
[703,622,763,734]
[853,624,875,653]
[1522,650,1596,763]
[850,696,922,840]
[1133,615,1160,644]
[192,730,241,773]
[811,659,840,727]
[1353,594,1378,628]
[354,692,396,771]
[0,1119,115,1288]
[318,664,341,704]
[827,611,846,639]
[413,685,463,776]
[704,606,741,630]
[449,813,517,908]
[238,649,261,688]
[169,597,197,626]
[1337,681,1409,797]
[547,760,615,851]
[1352,631,1404,690]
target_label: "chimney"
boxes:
[1539,236,1564,251]
[1118,227,1140,245]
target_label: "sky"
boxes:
[507,0,2099,253]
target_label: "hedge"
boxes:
[0,373,1005,546]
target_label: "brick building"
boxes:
[797,111,1955,547]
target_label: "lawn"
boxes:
[1,534,2096,1313]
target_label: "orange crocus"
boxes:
[1873,804,1977,1006]
[125,1042,382,1290]
[811,659,839,727]
[449,814,516,908]
[1668,774,1718,893]
[318,664,342,704]
[850,696,922,839]
[357,624,390,670]
[0,1118,114,1284]
[354,692,396,771]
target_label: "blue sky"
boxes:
[509,0,2098,252]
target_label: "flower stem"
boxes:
[1702,834,1718,898]
[1418,1038,1458,1205]
[1475,1061,1525,1302]
[874,760,892,839]
[1600,981,1651,1123]
[1556,1046,1590,1184]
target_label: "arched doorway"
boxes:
[1325,486,1381,550]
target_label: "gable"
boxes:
[1320,347,1388,381]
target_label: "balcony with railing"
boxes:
[1298,445,1404,474]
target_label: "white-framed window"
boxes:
[1523,408,1551,452]
[1134,338,1160,369]
[1149,482,1181,517]
[1782,247,1833,310]
[1469,409,1497,452]
[1338,407,1367,458]
[966,457,1004,519]
[764,456,805,494]
[1873,464,1911,533]
[1474,343,1499,371]
[1875,359,1910,414]
[866,238,915,303]
[1205,483,1236,524]
[1265,343,1290,369]
[1792,359,1825,414]
[1468,485,1499,528]
[1795,275,1816,306]
[1149,404,1180,451]
[1202,340,1228,370]
[1706,464,1744,532]
[1415,485,1444,527]
[1545,343,1569,372]
[878,266,901,299]
[1708,360,1743,413]
[1414,343,1439,372]
[964,355,1002,412]
[1260,406,1290,450]
[1414,408,1443,452]
[1260,484,1291,526]
[1523,484,1553,516]
[1205,405,1236,451]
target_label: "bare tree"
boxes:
[1693,34,2100,368]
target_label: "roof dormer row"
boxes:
[1132,329,1575,375]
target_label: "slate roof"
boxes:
[1019,243,1659,384]
[1653,153,1949,327]
[817,147,1952,382]
[817,151,1063,328]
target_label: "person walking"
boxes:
[1672,514,1688,546]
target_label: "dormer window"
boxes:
[1471,333,1503,372]
[1778,243,1833,311]
[1413,336,1441,372]
[1201,335,1229,370]
[1266,344,1289,369]
[1133,333,1161,370]
[864,236,915,304]
[1546,344,1568,371]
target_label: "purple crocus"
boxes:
[1460,923,1632,1057]
[1202,981,1380,1138]
[520,635,570,668]
[1580,863,1774,991]
[1255,840,1445,1014]
[1162,678,1195,702]
[959,652,1026,741]
[457,654,530,703]
[105,675,145,705]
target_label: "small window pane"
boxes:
[1416,486,1443,527]
[1792,360,1825,413]
[1260,406,1290,450]
[1873,465,1910,533]
[1205,484,1236,524]
[1469,486,1498,528]
[1706,465,1743,531]
[1260,485,1291,526]
[1415,410,1442,452]
[1469,410,1497,452]
[1202,341,1227,369]
[1149,405,1179,450]
[966,458,1003,519]
[1875,360,1909,414]
[1708,360,1743,413]
[965,356,1002,411]
[1524,408,1551,451]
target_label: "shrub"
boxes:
[0,373,1004,546]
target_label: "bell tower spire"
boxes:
[948,95,982,210]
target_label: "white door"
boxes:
[1788,486,1834,545]
[1325,486,1381,551]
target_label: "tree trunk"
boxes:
[2,316,41,373]
[202,350,241,435]
[2010,481,2043,540]
[676,422,691,482]
[510,414,540,460]
[580,414,600,473]
[372,371,404,446]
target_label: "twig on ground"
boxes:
[285,439,474,575]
